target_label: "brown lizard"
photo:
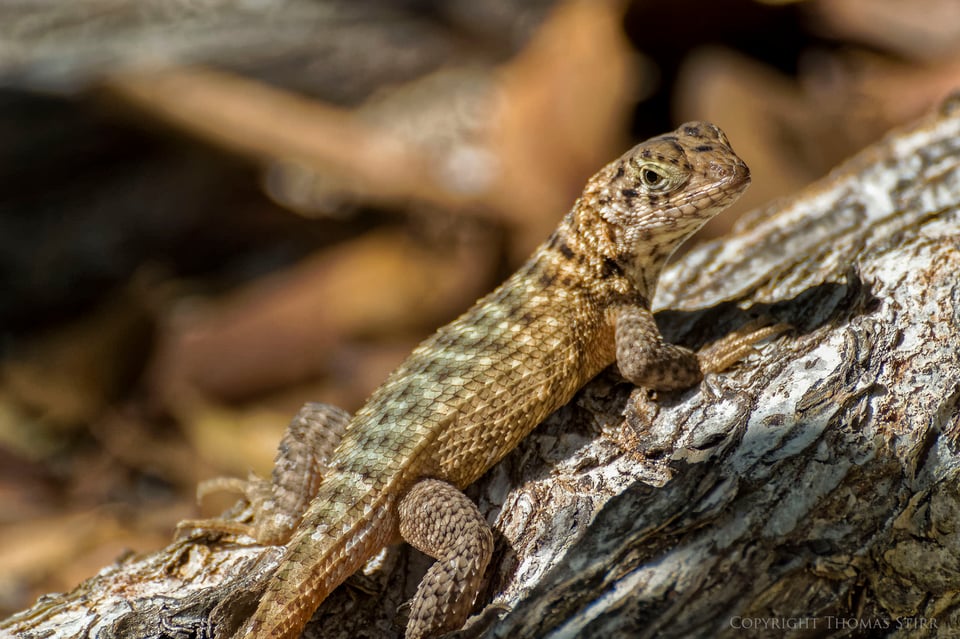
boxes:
[183,122,762,639]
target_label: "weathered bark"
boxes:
[6,100,960,639]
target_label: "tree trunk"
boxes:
[6,99,960,639]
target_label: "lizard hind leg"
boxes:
[398,478,494,639]
[176,402,352,545]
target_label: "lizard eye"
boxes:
[639,165,670,191]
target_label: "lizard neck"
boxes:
[536,201,659,308]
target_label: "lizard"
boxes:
[181,121,766,639]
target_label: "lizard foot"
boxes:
[698,319,791,375]
[174,473,269,541]
[175,401,353,545]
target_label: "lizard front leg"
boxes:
[614,306,788,390]
[398,478,495,639]
[614,305,703,391]
[177,402,350,544]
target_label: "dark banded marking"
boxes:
[538,271,557,287]
[600,256,624,279]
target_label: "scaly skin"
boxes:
[212,122,750,639]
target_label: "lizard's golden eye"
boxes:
[639,165,670,190]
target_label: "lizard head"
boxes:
[578,121,750,292]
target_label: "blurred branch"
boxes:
[103,0,644,253]
[106,67,453,210]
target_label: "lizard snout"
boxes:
[709,158,751,186]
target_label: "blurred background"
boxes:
[1,0,959,616]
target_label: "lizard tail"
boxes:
[237,477,397,639]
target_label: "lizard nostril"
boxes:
[709,162,731,178]
[709,160,750,182]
